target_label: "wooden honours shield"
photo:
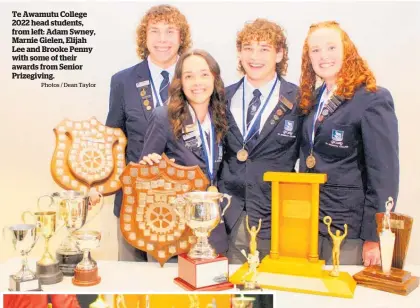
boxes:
[50,117,127,195]
[119,154,209,266]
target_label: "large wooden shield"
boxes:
[119,154,209,266]
[50,117,127,195]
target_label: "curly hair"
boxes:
[135,5,192,59]
[236,18,289,77]
[167,49,228,144]
[299,21,377,114]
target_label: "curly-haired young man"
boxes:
[105,5,192,262]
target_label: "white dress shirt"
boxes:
[230,74,281,138]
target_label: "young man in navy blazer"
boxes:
[105,5,192,262]
[218,19,302,263]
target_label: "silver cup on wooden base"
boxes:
[3,223,42,291]
[71,230,102,287]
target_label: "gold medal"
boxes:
[207,185,218,192]
[143,99,150,106]
[237,148,248,162]
[140,88,146,97]
[306,154,316,169]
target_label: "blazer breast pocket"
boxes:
[316,124,357,159]
[275,118,298,145]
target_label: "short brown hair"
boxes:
[136,5,192,59]
[236,18,289,76]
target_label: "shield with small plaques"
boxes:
[119,154,209,266]
[50,117,127,195]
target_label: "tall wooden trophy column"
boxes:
[229,172,356,298]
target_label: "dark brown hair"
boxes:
[167,49,228,143]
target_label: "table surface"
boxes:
[1,258,419,308]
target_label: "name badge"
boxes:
[136,80,150,88]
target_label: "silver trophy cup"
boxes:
[176,191,231,259]
[71,230,102,286]
[4,223,42,291]
[38,190,103,276]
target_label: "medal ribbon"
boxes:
[190,106,216,185]
[147,61,165,107]
[309,83,336,151]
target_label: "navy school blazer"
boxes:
[141,106,228,254]
[218,76,302,239]
[106,60,162,218]
[299,85,399,242]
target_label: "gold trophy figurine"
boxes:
[240,250,260,290]
[237,215,262,290]
[246,216,262,256]
[323,216,347,277]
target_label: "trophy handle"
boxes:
[21,211,36,224]
[220,194,232,223]
[37,194,55,211]
[85,192,104,224]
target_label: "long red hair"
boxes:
[299,21,377,114]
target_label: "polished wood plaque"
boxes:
[353,212,419,295]
[50,117,126,196]
[119,154,209,266]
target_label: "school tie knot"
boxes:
[247,89,262,127]
[253,89,262,99]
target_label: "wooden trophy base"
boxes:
[174,253,234,291]
[72,267,101,287]
[353,265,419,295]
[230,256,356,298]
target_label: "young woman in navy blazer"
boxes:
[299,21,399,266]
[140,49,229,254]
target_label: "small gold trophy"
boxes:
[323,216,347,277]
[21,209,64,285]
[246,216,262,256]
[237,215,262,290]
